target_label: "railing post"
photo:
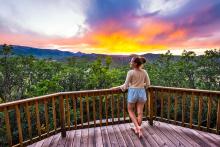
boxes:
[217,97,220,134]
[59,95,66,137]
[148,87,153,125]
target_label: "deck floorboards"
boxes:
[28,121,220,147]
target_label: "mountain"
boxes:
[0,45,162,62]
[0,45,85,59]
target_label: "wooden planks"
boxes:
[27,121,220,147]
[81,128,89,147]
[106,125,119,147]
[101,126,111,147]
[88,127,95,147]
[94,126,103,147]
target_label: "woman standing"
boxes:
[111,56,150,138]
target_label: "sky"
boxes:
[0,0,220,55]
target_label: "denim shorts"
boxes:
[127,88,147,103]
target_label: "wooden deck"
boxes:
[28,121,220,147]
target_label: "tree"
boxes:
[0,44,15,102]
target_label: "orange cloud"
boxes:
[0,19,219,55]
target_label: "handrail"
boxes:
[0,89,121,110]
[150,85,220,94]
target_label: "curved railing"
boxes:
[0,86,219,147]
[0,89,151,147]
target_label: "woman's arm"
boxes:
[110,71,132,92]
[144,71,150,87]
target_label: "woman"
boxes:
[111,56,150,138]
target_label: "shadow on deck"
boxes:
[28,121,220,147]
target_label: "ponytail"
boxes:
[132,56,147,66]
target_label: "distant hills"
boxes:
[0,45,85,59]
[0,45,162,63]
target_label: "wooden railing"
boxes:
[0,89,151,147]
[150,86,220,134]
[0,86,219,147]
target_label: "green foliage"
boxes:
[0,45,220,146]
[0,47,219,102]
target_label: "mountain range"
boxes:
[0,45,162,63]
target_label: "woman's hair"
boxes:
[132,56,147,67]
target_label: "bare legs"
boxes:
[127,102,145,137]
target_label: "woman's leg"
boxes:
[137,102,145,126]
[136,102,145,137]
[127,103,139,131]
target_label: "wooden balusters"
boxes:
[167,91,171,122]
[4,107,12,146]
[15,105,23,146]
[72,95,77,129]
[105,93,108,126]
[148,88,153,125]
[153,91,156,118]
[52,97,57,132]
[117,94,120,122]
[25,102,32,141]
[123,93,126,122]
[44,99,49,136]
[182,92,186,127]
[198,94,203,130]
[217,96,220,134]
[35,101,41,138]
[86,94,90,127]
[66,95,71,130]
[189,93,195,128]
[79,94,83,128]
[160,90,164,120]
[59,95,66,137]
[174,93,178,124]
[111,93,114,124]
[145,99,148,118]
[207,94,212,130]
[99,93,103,126]
[93,94,96,127]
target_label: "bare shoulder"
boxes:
[127,70,134,75]
[141,69,147,73]
[141,69,149,76]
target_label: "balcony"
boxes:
[0,86,220,147]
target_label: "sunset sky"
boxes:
[0,0,220,55]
